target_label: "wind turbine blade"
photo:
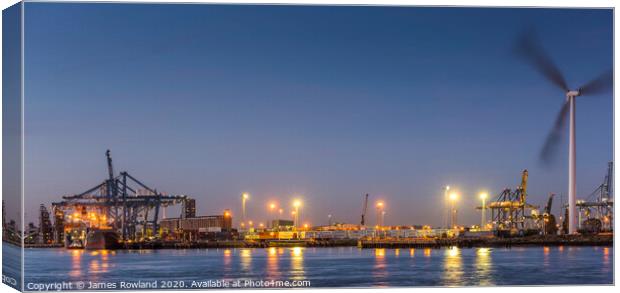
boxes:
[540,101,570,166]
[515,30,569,92]
[579,69,613,96]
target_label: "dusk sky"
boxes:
[20,3,612,227]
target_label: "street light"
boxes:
[269,202,277,228]
[293,199,302,228]
[479,192,488,230]
[381,210,386,228]
[241,193,250,222]
[444,186,450,229]
[376,201,385,227]
[278,208,284,229]
[449,192,458,229]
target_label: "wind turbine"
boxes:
[515,30,613,234]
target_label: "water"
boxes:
[14,244,614,289]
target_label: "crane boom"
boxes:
[519,169,528,204]
[604,161,613,199]
[105,150,118,199]
[106,149,114,182]
[361,194,369,226]
[545,193,554,215]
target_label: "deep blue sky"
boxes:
[22,3,612,227]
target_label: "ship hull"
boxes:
[84,229,121,250]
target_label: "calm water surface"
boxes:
[18,245,613,288]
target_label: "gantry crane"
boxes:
[482,170,539,236]
[52,150,189,242]
[574,162,614,233]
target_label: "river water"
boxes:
[9,244,613,289]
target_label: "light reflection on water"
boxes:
[373,248,388,286]
[240,248,252,272]
[442,246,463,286]
[601,247,612,276]
[88,250,113,277]
[222,249,232,279]
[22,245,612,287]
[71,250,117,281]
[475,248,493,286]
[69,250,82,278]
[290,247,305,281]
[603,247,610,267]
[266,247,280,280]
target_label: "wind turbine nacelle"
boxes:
[566,90,581,98]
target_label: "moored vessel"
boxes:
[84,228,121,250]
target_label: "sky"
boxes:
[18,3,613,228]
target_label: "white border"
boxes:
[0,1,617,293]
[2,0,619,8]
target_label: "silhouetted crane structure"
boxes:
[485,170,539,235]
[535,193,558,235]
[360,194,369,227]
[52,150,189,242]
[575,162,614,233]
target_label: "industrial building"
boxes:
[182,198,196,218]
[38,204,53,244]
[2,203,19,244]
[53,206,65,244]
[161,213,232,233]
[160,209,233,241]
[271,219,294,230]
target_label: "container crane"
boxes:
[574,162,614,234]
[544,193,554,215]
[482,169,539,236]
[360,194,369,227]
[542,193,557,235]
[52,150,188,244]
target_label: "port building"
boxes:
[160,210,232,234]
